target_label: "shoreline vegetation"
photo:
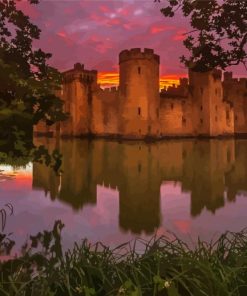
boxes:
[0,220,247,295]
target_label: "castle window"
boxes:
[139,129,141,134]
[171,103,174,110]
[182,117,186,126]
[200,87,203,95]
[200,105,203,111]
[200,118,203,125]
[148,125,151,133]
[138,67,141,74]
[235,115,238,121]
[138,107,141,115]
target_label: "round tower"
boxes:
[119,48,160,138]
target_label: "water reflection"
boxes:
[32,138,246,235]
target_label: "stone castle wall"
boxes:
[223,72,247,135]
[189,69,234,137]
[34,48,246,139]
[91,87,119,136]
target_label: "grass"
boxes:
[0,221,247,295]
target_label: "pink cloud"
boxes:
[96,43,113,54]
[150,24,174,34]
[123,23,132,30]
[107,18,121,26]
[23,0,244,77]
[99,5,110,13]
[57,31,66,38]
[63,7,75,16]
[44,21,52,29]
[118,8,129,16]
[173,30,187,41]
[90,13,105,24]
[55,31,80,47]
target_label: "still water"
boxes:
[1,137,247,250]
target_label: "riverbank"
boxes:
[1,221,247,296]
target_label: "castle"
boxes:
[35,48,247,139]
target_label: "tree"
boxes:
[0,0,67,169]
[160,0,247,72]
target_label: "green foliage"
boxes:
[0,0,67,168]
[160,0,247,72]
[1,221,247,295]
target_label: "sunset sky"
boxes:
[17,0,246,88]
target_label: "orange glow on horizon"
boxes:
[98,72,119,88]
[98,72,187,90]
[0,165,32,187]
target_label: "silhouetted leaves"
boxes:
[0,0,67,168]
[160,0,247,72]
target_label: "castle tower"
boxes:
[61,63,98,137]
[119,48,160,138]
[223,72,247,135]
[189,69,234,136]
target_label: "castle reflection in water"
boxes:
[32,138,247,234]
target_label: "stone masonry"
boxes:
[34,48,247,139]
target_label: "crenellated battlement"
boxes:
[160,89,188,98]
[63,64,97,84]
[100,86,119,93]
[180,78,189,86]
[224,72,247,88]
[119,48,160,64]
[189,68,223,86]
[160,80,188,98]
[73,63,84,71]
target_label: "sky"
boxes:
[17,0,246,88]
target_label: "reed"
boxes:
[1,221,247,295]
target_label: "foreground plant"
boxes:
[159,0,247,72]
[1,221,247,295]
[0,0,67,170]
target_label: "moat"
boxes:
[1,137,247,250]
